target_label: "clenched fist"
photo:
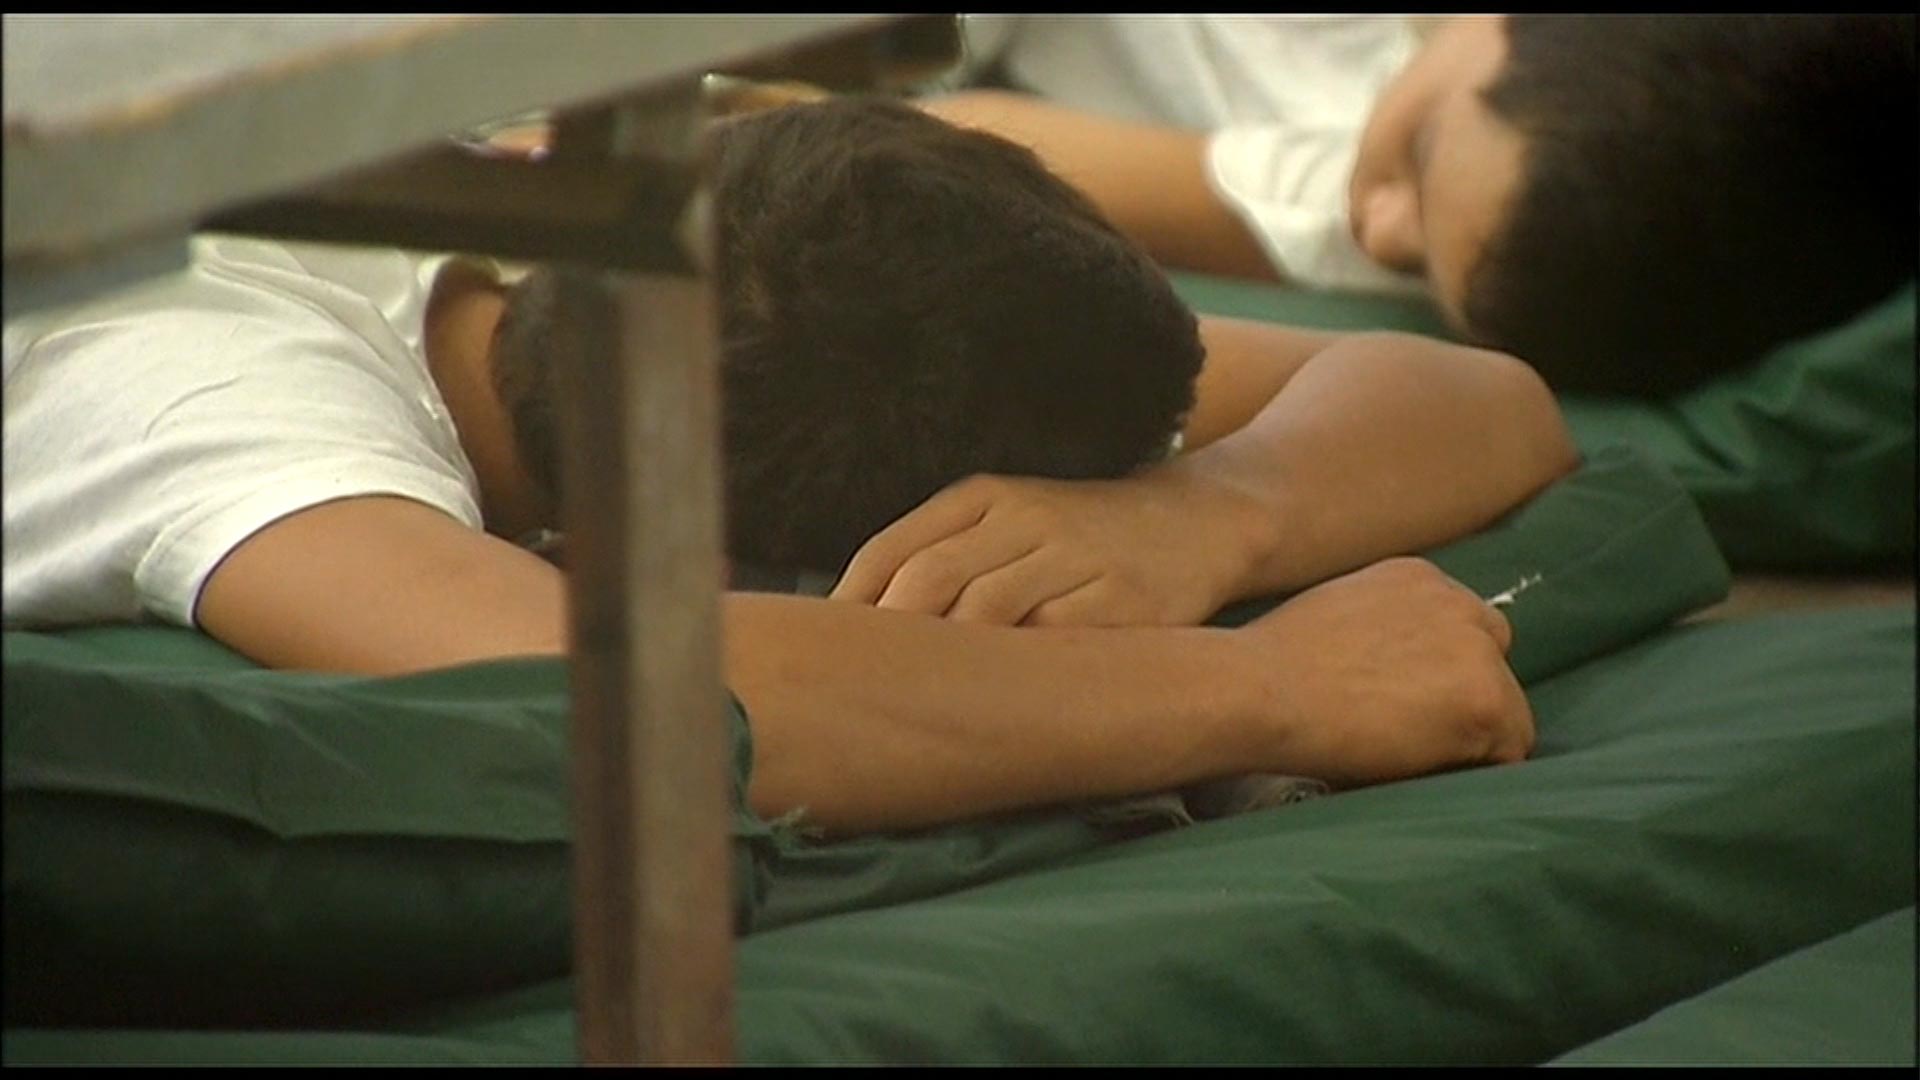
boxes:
[1228,557,1534,787]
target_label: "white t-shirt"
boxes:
[2,234,482,630]
[959,14,1426,295]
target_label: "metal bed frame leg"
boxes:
[555,264,734,1064]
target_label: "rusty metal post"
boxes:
[549,88,734,1066]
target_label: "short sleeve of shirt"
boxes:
[2,268,480,630]
[1207,122,1427,297]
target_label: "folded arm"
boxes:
[735,557,1528,834]
[1179,320,1581,596]
[198,498,1530,836]
[921,89,1280,281]
[833,318,1580,626]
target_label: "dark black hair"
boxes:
[1463,14,1917,397]
[488,264,581,527]
[495,96,1205,574]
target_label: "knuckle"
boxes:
[1024,602,1069,627]
[1029,590,1096,627]
[951,585,1026,626]
[1454,670,1524,758]
[1508,719,1538,763]
[997,505,1048,536]
[1381,556,1442,586]
[888,559,965,607]
[838,547,892,585]
[957,473,1008,499]
[1463,674,1509,727]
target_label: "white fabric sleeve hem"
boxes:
[135,466,480,629]
[1205,125,1427,298]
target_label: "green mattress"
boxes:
[1171,274,1919,574]
[1550,906,1916,1066]
[4,607,1910,1064]
[5,444,1912,1063]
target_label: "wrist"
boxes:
[1146,625,1281,784]
[1158,449,1301,604]
[1204,622,1305,775]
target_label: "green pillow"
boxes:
[1,639,773,1028]
[1171,274,1919,572]
[1559,284,1916,571]
[1213,443,1730,685]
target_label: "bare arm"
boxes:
[921,89,1280,281]
[485,88,1279,282]
[1178,321,1582,596]
[733,558,1527,834]
[198,497,1529,836]
[833,318,1579,625]
[197,496,568,674]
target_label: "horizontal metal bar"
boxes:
[203,145,700,272]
